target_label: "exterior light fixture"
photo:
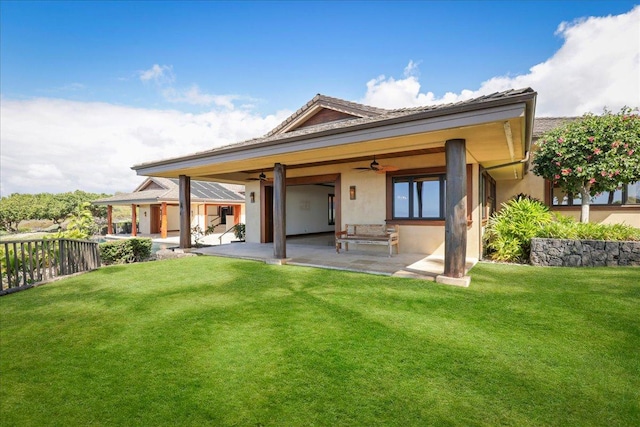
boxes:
[350,186,356,200]
[250,192,255,203]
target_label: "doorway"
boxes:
[260,173,341,244]
[150,205,161,234]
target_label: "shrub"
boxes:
[485,198,640,264]
[539,216,640,241]
[234,223,246,241]
[99,238,152,265]
[484,197,553,262]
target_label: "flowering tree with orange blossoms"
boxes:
[532,107,640,223]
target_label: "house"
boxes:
[498,117,639,225]
[93,177,245,238]
[119,89,638,284]
[132,88,543,283]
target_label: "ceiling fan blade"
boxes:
[380,165,399,172]
[354,167,372,170]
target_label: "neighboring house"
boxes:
[93,177,245,238]
[131,89,638,280]
[497,117,639,226]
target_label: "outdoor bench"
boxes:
[335,224,399,257]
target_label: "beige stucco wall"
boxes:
[496,172,546,207]
[138,205,150,235]
[550,210,640,227]
[167,205,180,231]
[245,182,261,243]
[341,170,387,225]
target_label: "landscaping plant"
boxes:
[483,196,553,262]
[99,238,152,264]
[532,107,640,222]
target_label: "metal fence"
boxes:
[1,238,101,294]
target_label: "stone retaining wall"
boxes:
[530,238,640,267]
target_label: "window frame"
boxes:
[385,165,473,226]
[481,171,497,222]
[546,181,640,208]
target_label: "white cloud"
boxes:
[162,85,242,108]
[0,98,291,196]
[139,64,175,85]
[362,6,640,116]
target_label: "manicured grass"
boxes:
[1,257,639,426]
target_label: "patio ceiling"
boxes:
[133,89,536,182]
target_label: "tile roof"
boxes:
[93,177,244,205]
[135,88,536,169]
[532,117,578,138]
[265,94,388,137]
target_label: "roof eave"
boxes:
[132,90,537,175]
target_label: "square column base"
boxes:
[266,258,292,265]
[436,275,471,287]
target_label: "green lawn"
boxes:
[1,257,639,426]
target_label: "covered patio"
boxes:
[192,240,477,282]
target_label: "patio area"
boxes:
[192,237,477,281]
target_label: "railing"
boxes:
[218,223,242,245]
[206,216,222,233]
[1,238,101,295]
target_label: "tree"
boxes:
[0,194,36,232]
[61,202,98,239]
[532,107,640,223]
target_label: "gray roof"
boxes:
[266,93,389,137]
[134,88,537,170]
[93,177,244,205]
[532,117,578,138]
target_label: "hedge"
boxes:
[99,238,152,265]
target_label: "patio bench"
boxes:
[335,224,399,257]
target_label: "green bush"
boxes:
[484,196,640,263]
[540,216,640,241]
[484,197,554,262]
[234,223,246,241]
[99,238,152,265]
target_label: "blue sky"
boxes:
[1,1,639,195]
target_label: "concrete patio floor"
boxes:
[192,241,477,281]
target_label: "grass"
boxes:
[1,257,639,426]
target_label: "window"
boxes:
[481,172,496,220]
[328,194,335,225]
[392,174,446,219]
[550,182,640,206]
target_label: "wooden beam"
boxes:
[107,205,113,235]
[444,139,467,278]
[161,202,168,239]
[179,175,191,248]
[273,163,286,259]
[131,204,137,237]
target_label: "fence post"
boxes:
[59,240,66,276]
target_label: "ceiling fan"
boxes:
[354,156,399,173]
[246,171,270,181]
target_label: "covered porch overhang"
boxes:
[132,90,536,284]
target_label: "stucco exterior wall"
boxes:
[245,182,261,243]
[496,173,546,207]
[138,205,151,235]
[167,205,180,231]
[341,170,387,225]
